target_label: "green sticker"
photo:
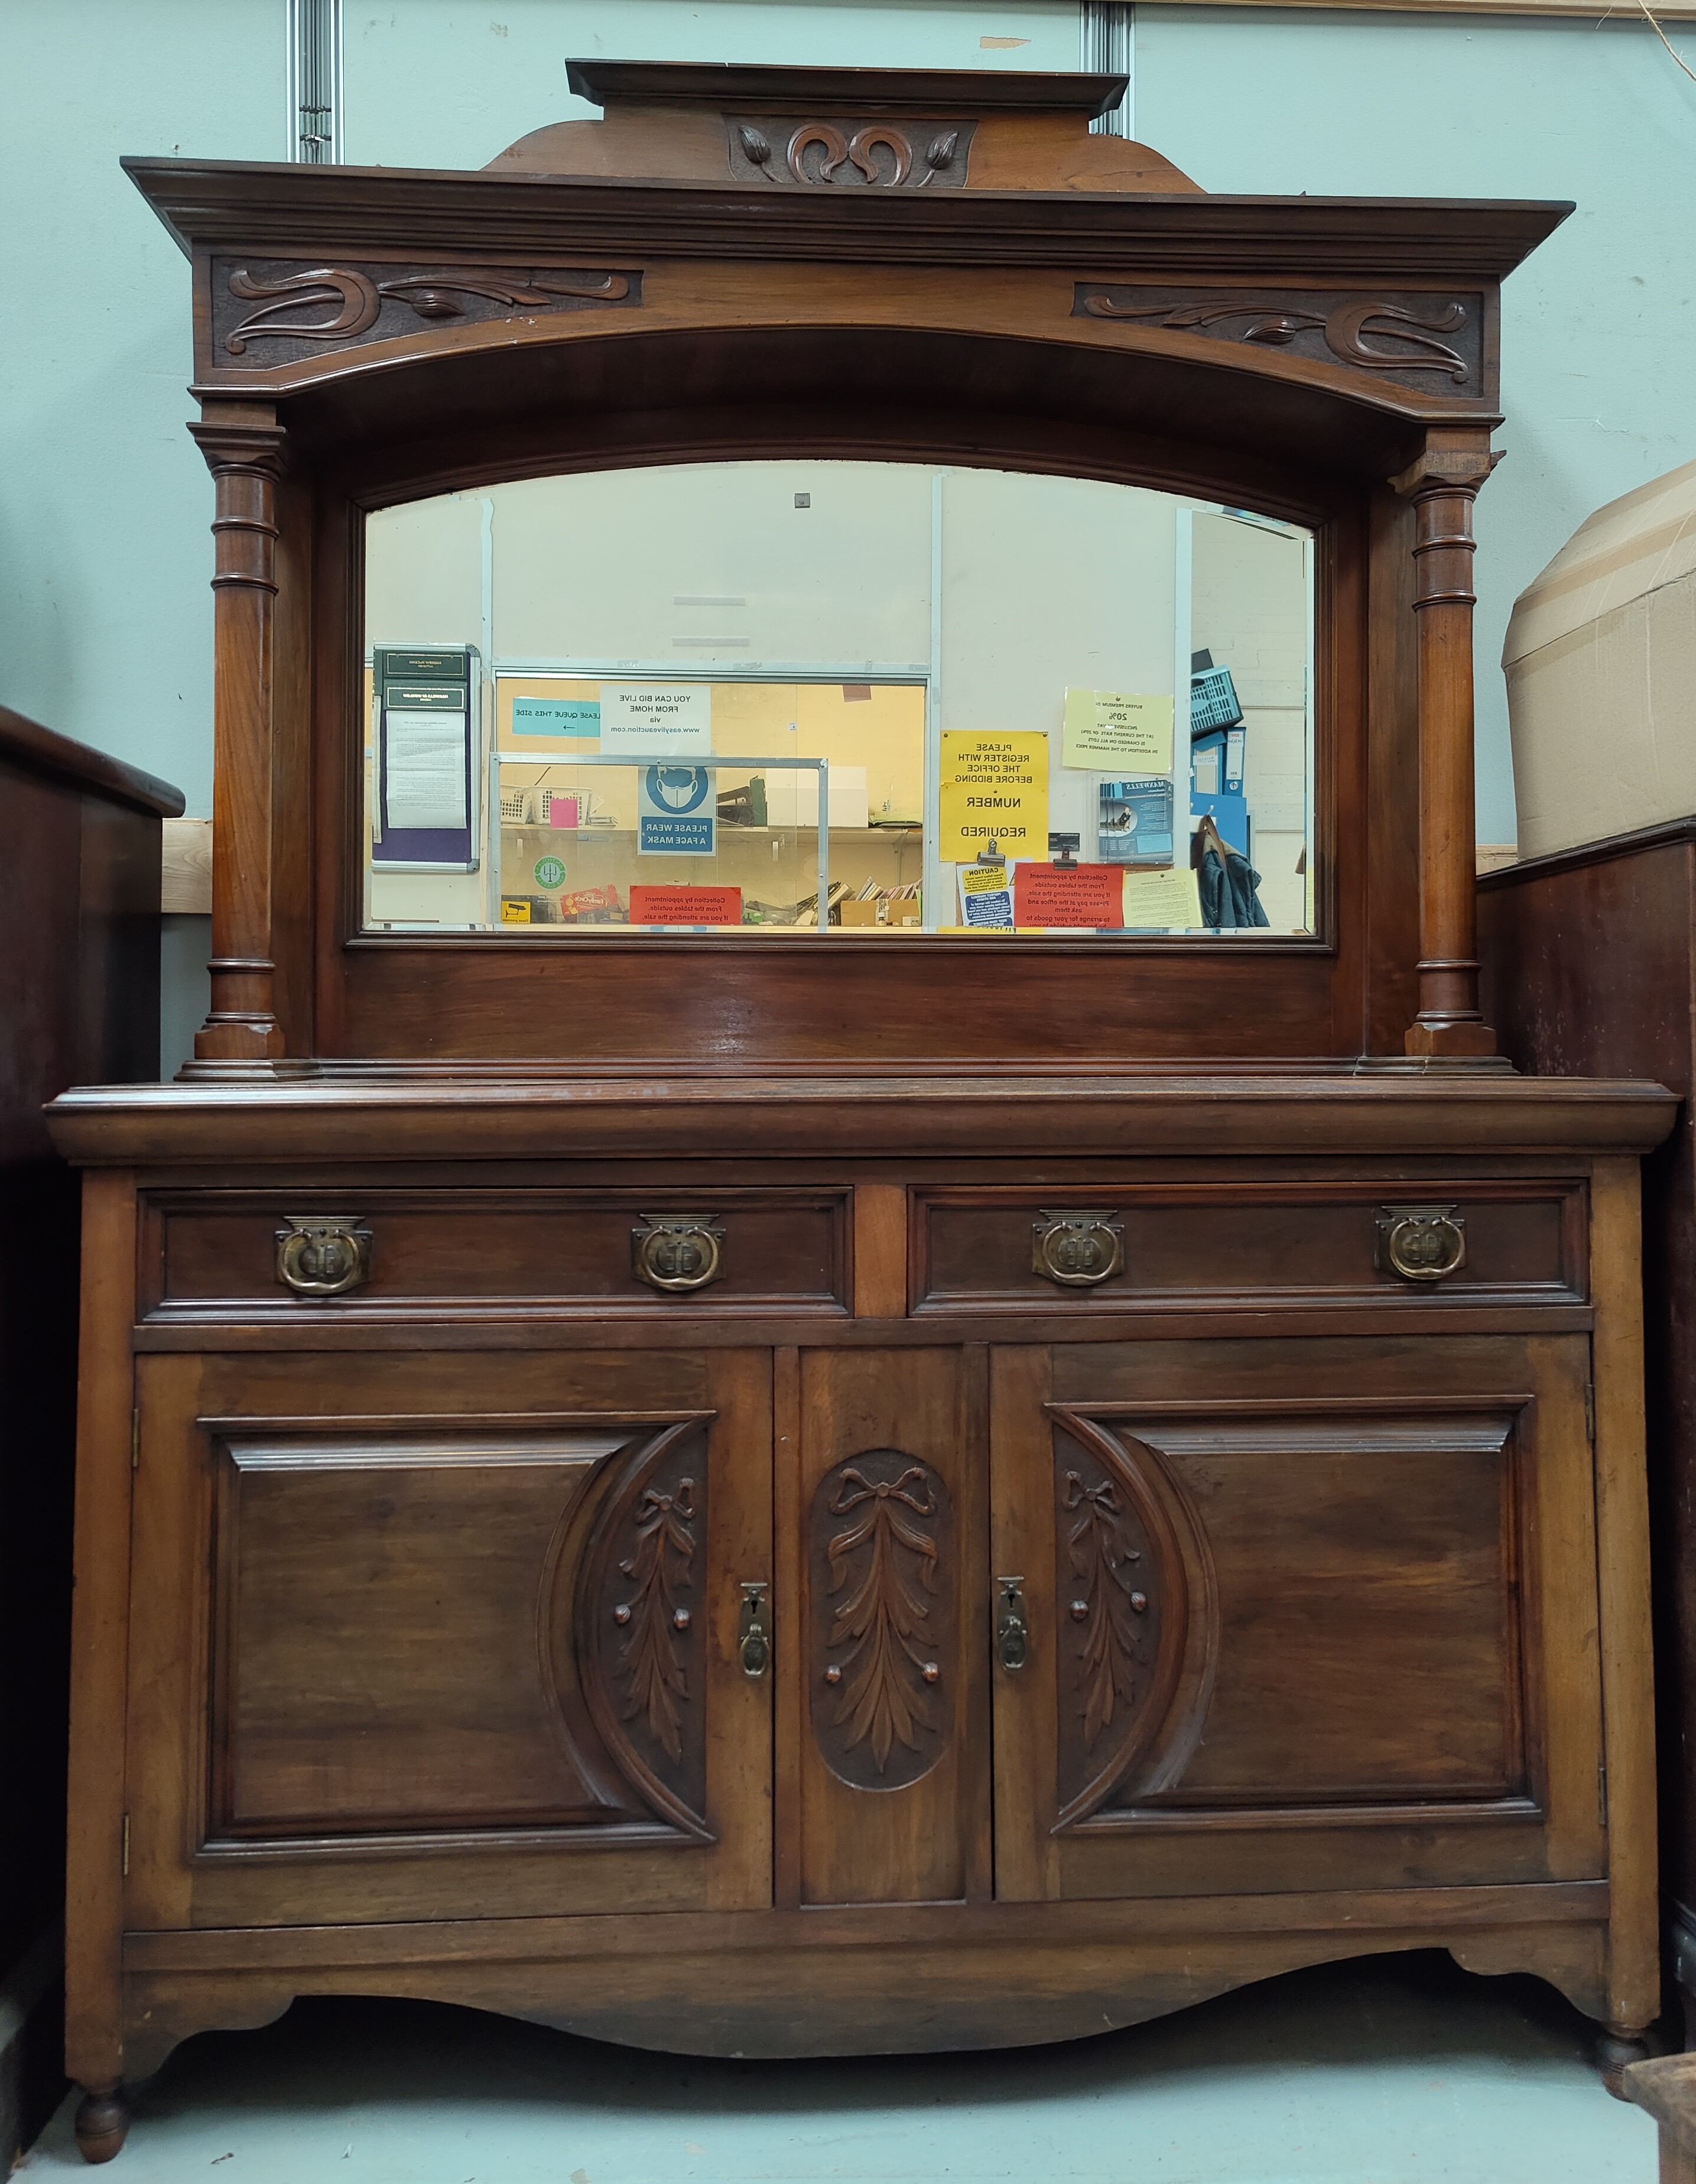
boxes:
[533,855,567,890]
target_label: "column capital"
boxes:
[188,402,288,479]
[1390,431,1502,502]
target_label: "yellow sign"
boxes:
[1062,689,1174,773]
[499,897,532,924]
[939,732,1049,862]
[1120,865,1203,930]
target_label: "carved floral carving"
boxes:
[568,1422,710,1837]
[810,1451,954,1790]
[1048,1410,1217,1828]
[727,116,973,190]
[213,259,642,364]
[1074,284,1482,394]
[1063,1468,1150,1751]
[613,1475,697,1763]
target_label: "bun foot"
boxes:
[1596,2029,1653,2100]
[74,2087,130,2163]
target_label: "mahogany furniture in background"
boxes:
[46,63,1675,2160]
[1480,819,1696,2033]
[0,708,178,2166]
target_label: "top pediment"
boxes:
[489,57,1200,194]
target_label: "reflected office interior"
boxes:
[363,461,1316,939]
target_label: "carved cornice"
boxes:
[1077,284,1485,398]
[125,157,1570,285]
[210,257,641,369]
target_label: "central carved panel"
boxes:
[726,115,975,189]
[810,1450,955,1790]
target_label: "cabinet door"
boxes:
[990,1335,1605,1900]
[125,1348,771,1928]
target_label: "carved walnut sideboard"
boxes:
[47,61,1674,2161]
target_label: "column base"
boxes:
[1404,1019,1499,1060]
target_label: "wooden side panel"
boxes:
[63,1174,138,2095]
[124,1348,772,1928]
[1591,1156,1659,2034]
[795,1349,987,1906]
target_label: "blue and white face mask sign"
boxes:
[638,764,716,855]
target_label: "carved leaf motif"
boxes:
[1063,1468,1146,1750]
[377,272,631,319]
[824,1463,940,1772]
[614,1478,696,1762]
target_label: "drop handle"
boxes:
[996,1576,1029,1673]
[738,1582,771,1678]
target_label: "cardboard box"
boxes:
[1504,456,1696,859]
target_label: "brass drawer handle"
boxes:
[632,1213,725,1294]
[1376,1203,1467,1284]
[738,1582,771,1678]
[996,1576,1029,1672]
[275,1214,371,1299]
[1032,1208,1125,1288]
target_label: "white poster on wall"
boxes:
[383,708,469,830]
[600,684,712,756]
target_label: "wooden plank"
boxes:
[63,1173,137,2095]
[1591,1156,1661,2034]
[989,1344,1058,1903]
[160,817,213,916]
[772,1346,802,1913]
[852,1183,908,1319]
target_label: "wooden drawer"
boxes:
[914,1183,1585,1314]
[143,1189,850,1319]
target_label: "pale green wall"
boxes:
[0,0,281,815]
[343,1,1081,170]
[4,0,1692,890]
[1135,5,1696,840]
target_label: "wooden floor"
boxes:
[20,1953,1657,2182]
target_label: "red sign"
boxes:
[629,885,743,927]
[1012,862,1123,929]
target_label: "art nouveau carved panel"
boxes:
[1073,283,1487,397]
[208,257,642,367]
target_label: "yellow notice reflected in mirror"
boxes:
[1062,689,1174,774]
[1120,865,1203,930]
[938,732,1049,862]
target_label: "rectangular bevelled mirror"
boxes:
[362,461,1316,939]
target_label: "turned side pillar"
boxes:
[1392,431,1502,1060]
[187,407,287,1062]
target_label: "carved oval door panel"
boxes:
[809,1450,956,1793]
[556,1419,713,1839]
[1050,1413,1217,1828]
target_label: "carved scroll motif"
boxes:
[727,117,973,189]
[1074,285,1481,394]
[810,1451,954,1790]
[216,260,641,362]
